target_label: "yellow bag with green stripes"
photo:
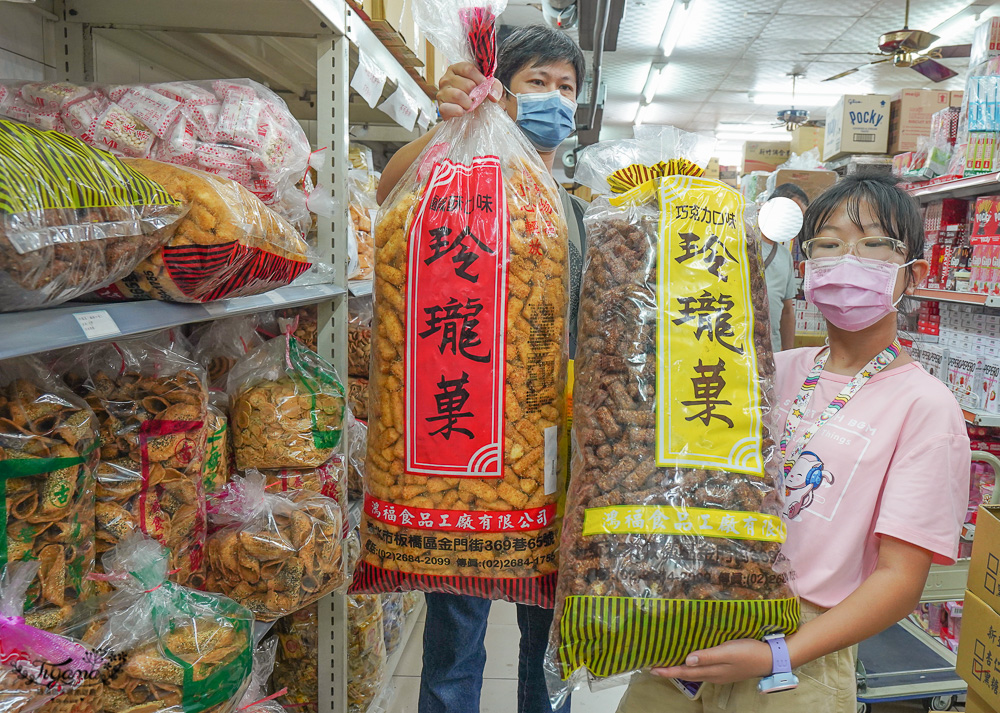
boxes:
[0,120,184,310]
[545,128,799,705]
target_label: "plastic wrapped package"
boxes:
[276,306,319,353]
[204,471,345,621]
[189,316,264,395]
[348,378,369,422]
[347,595,386,713]
[348,170,377,280]
[345,529,362,579]
[353,0,568,607]
[0,79,313,226]
[201,404,232,495]
[0,120,185,311]
[228,335,345,471]
[0,357,99,630]
[234,639,282,713]
[347,411,368,499]
[71,535,253,713]
[0,562,106,713]
[348,297,372,379]
[380,594,404,657]
[272,605,317,713]
[544,132,799,705]
[57,336,209,589]
[401,590,422,618]
[90,159,312,303]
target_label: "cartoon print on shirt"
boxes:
[784,450,835,520]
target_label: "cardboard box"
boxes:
[889,89,952,154]
[742,141,790,175]
[719,166,738,187]
[824,94,890,161]
[959,590,1000,705]
[705,157,720,180]
[954,91,967,108]
[790,126,824,158]
[967,688,998,713]
[974,196,1000,240]
[771,168,837,203]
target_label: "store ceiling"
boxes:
[502,0,1000,167]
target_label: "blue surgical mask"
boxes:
[513,89,577,151]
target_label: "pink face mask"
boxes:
[804,255,912,332]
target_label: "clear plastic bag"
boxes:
[0,79,312,227]
[348,170,378,281]
[74,535,253,713]
[228,334,345,471]
[0,120,185,311]
[234,639,282,713]
[347,411,368,499]
[204,471,345,621]
[90,159,313,303]
[0,357,100,630]
[348,378,369,422]
[348,297,373,379]
[346,595,386,713]
[57,336,210,589]
[201,404,232,496]
[0,562,105,713]
[355,0,568,607]
[189,316,265,396]
[380,594,404,657]
[545,131,798,706]
[272,605,318,713]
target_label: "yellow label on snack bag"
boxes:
[655,175,763,476]
[582,506,785,543]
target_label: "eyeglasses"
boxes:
[802,236,908,262]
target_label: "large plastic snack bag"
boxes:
[73,535,253,713]
[0,357,100,630]
[352,0,569,607]
[0,562,106,713]
[57,336,210,589]
[0,79,313,228]
[204,471,345,621]
[0,120,184,310]
[90,160,312,303]
[544,128,799,705]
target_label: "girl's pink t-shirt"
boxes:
[774,347,971,609]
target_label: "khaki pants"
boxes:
[615,603,858,713]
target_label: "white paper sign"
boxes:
[203,301,230,316]
[264,290,286,305]
[378,87,418,132]
[73,310,121,340]
[417,109,432,130]
[351,50,387,109]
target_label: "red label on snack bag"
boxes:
[364,495,553,532]
[406,157,507,478]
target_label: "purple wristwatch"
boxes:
[758,634,799,694]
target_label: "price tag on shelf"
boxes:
[351,50,387,109]
[378,86,418,132]
[417,109,432,131]
[203,301,230,316]
[264,291,286,305]
[73,310,121,340]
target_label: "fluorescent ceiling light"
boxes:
[752,93,840,107]
[928,13,977,50]
[635,103,652,127]
[641,63,668,105]
[658,1,691,58]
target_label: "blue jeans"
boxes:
[418,592,570,713]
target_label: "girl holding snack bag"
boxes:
[618,176,971,712]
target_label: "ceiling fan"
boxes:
[801,0,972,83]
[771,73,810,130]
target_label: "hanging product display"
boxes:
[544,129,799,706]
[347,595,386,713]
[57,336,210,589]
[0,357,100,630]
[0,120,185,311]
[353,0,568,607]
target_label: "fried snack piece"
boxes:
[347,325,371,380]
[347,378,368,421]
[204,487,344,621]
[277,306,319,353]
[0,359,100,627]
[346,595,386,713]
[273,605,319,713]
[361,159,567,586]
[99,159,312,303]
[61,344,209,588]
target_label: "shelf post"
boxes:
[315,8,350,713]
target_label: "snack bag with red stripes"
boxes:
[351,0,569,606]
[88,159,313,303]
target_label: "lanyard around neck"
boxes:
[780,340,901,475]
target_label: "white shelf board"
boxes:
[963,407,1000,427]
[348,279,373,297]
[907,172,1000,203]
[921,559,970,603]
[0,283,344,359]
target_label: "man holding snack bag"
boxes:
[373,15,586,713]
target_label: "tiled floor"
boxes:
[382,601,964,713]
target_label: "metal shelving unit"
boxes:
[907,172,1000,203]
[912,288,1000,308]
[1,1,434,710]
